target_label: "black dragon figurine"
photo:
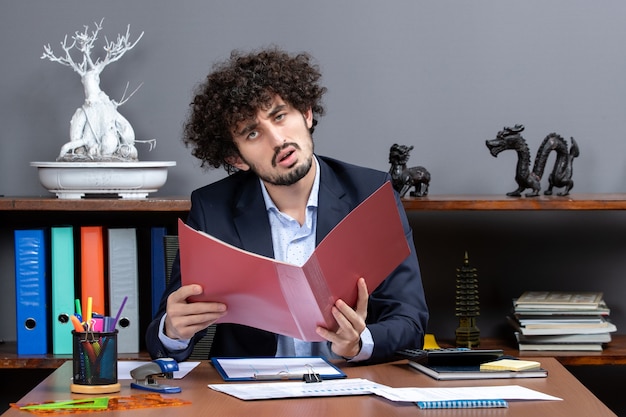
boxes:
[486,124,580,197]
[388,143,431,197]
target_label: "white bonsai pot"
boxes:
[31,161,176,199]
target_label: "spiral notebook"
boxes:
[417,399,508,409]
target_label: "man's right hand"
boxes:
[164,284,227,340]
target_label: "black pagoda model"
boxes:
[455,251,480,347]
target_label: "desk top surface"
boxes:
[2,357,616,417]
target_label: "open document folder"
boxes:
[179,181,410,341]
[211,357,346,381]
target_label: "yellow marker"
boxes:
[85,297,93,327]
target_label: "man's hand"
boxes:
[316,278,368,358]
[164,284,227,340]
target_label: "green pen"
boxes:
[75,298,83,321]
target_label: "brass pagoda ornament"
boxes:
[455,252,480,347]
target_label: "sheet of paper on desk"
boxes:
[209,378,386,400]
[117,361,200,380]
[370,384,562,402]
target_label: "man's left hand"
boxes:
[316,277,368,359]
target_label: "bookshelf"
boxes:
[1,194,625,368]
[0,197,189,370]
[403,193,626,362]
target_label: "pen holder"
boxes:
[71,330,120,394]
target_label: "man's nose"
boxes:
[266,125,286,145]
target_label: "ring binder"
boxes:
[253,363,322,383]
[212,357,345,381]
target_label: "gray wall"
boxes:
[3,1,626,197]
[2,2,626,342]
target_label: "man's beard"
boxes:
[244,142,314,186]
[264,157,312,186]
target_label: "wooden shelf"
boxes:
[0,342,150,369]
[476,335,626,366]
[427,335,626,366]
[401,193,626,211]
[2,336,625,368]
[3,193,626,212]
[0,197,190,212]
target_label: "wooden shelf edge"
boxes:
[0,197,191,212]
[433,334,626,366]
[2,336,626,369]
[4,193,626,212]
[0,342,151,369]
[402,193,626,210]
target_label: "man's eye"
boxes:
[247,131,259,140]
[275,113,286,122]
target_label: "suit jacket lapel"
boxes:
[232,178,275,258]
[316,158,353,245]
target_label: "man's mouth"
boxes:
[279,149,295,162]
[273,144,300,167]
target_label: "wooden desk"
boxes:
[2,358,616,417]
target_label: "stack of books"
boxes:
[508,291,616,351]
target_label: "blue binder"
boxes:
[150,227,167,318]
[50,226,75,355]
[14,229,49,355]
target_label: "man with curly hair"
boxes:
[146,47,428,363]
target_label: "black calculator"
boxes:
[395,347,504,366]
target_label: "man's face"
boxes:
[230,95,314,186]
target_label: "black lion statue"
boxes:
[388,143,431,197]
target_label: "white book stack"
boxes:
[508,291,616,352]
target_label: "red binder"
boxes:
[80,226,106,317]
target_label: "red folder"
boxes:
[179,182,410,341]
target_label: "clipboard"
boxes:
[211,357,347,381]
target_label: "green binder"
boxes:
[51,226,75,355]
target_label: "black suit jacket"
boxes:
[146,156,428,363]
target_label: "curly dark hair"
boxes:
[183,47,327,172]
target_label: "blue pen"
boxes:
[103,316,113,333]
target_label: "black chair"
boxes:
[164,235,216,360]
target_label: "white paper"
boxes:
[117,361,200,380]
[209,379,562,403]
[370,384,562,402]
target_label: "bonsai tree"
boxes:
[41,19,153,161]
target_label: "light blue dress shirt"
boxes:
[263,158,372,361]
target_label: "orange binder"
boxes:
[80,226,106,317]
